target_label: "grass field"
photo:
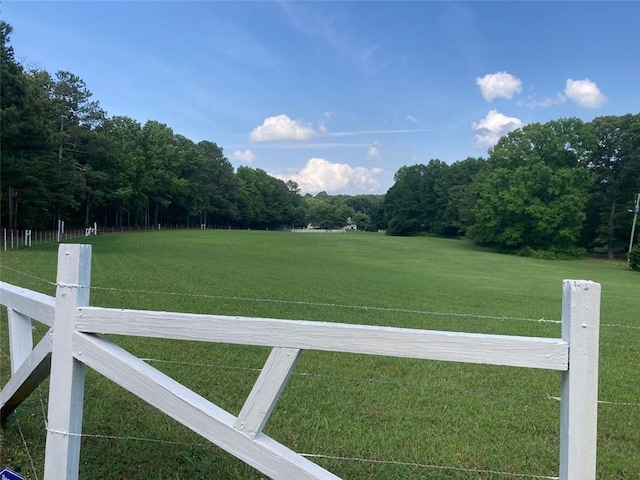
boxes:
[1,229,638,479]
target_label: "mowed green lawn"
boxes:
[1,230,638,479]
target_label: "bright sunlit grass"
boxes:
[1,229,638,479]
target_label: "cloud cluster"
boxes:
[473,71,607,148]
[472,110,524,149]
[250,114,316,142]
[277,158,382,195]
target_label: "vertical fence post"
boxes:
[44,244,92,480]
[559,280,601,480]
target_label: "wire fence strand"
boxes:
[15,414,40,480]
[140,357,640,408]
[45,427,558,480]
[2,264,639,330]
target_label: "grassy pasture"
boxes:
[1,229,638,479]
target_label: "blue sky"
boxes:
[4,1,639,195]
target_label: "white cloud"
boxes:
[564,79,606,108]
[476,72,523,102]
[472,110,524,148]
[233,149,255,164]
[276,158,382,194]
[367,142,381,160]
[406,114,419,124]
[250,114,316,142]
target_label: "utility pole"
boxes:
[628,193,640,263]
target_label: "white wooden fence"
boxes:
[1,244,601,480]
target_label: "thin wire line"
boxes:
[300,453,559,479]
[16,414,40,480]
[600,323,640,331]
[596,400,640,407]
[46,428,209,447]
[143,357,548,399]
[0,265,56,286]
[2,264,638,329]
[92,285,561,325]
[141,358,639,408]
[87,284,640,331]
[45,428,558,479]
[38,385,49,429]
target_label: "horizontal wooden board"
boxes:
[76,307,568,370]
[0,282,55,326]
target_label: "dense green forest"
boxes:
[384,116,640,258]
[1,21,638,258]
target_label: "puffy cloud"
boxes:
[233,149,255,164]
[406,114,419,123]
[277,158,382,194]
[476,72,523,102]
[472,109,524,148]
[564,79,606,108]
[250,114,316,142]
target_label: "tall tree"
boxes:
[196,141,239,226]
[441,157,487,236]
[383,164,429,235]
[100,116,146,226]
[0,23,55,229]
[469,120,594,255]
[582,114,640,257]
[383,161,451,236]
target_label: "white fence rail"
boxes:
[0,244,601,480]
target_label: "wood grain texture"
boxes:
[76,308,569,370]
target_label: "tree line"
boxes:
[0,22,386,233]
[2,20,638,258]
[384,116,640,258]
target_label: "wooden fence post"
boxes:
[7,310,33,375]
[559,280,601,480]
[44,244,92,480]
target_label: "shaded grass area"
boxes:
[1,230,638,479]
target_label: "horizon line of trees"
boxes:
[2,20,639,259]
[1,21,387,233]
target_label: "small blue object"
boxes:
[0,467,26,480]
